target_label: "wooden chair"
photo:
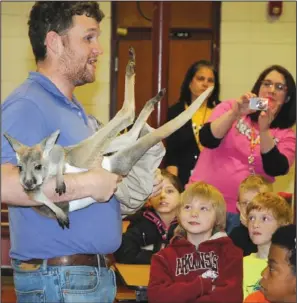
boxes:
[122,220,130,233]
[114,263,150,302]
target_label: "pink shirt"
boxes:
[188,100,296,213]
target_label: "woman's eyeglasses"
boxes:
[261,80,287,92]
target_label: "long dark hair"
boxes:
[179,60,220,108]
[249,65,296,129]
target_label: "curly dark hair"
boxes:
[179,60,220,109]
[248,65,296,129]
[271,224,296,275]
[28,1,104,63]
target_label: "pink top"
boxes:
[188,100,296,213]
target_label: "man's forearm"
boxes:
[1,163,92,206]
[210,110,238,139]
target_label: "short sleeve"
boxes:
[1,99,48,165]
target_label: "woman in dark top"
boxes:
[165,60,220,187]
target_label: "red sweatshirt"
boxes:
[147,232,243,303]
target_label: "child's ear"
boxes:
[236,201,241,212]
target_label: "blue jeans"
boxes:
[226,212,240,235]
[11,258,116,303]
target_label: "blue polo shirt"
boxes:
[1,72,122,260]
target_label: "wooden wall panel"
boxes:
[117,2,213,29]
[170,2,213,29]
[111,2,221,121]
[116,38,212,119]
[117,2,153,28]
[117,40,153,123]
[168,39,212,107]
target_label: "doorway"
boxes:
[110,1,221,124]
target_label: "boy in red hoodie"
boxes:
[147,181,243,303]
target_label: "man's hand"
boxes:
[87,168,122,202]
[149,168,164,198]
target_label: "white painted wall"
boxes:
[220,2,296,100]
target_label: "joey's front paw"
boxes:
[57,216,70,230]
[55,182,66,196]
[55,208,70,229]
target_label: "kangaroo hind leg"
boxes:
[103,88,166,154]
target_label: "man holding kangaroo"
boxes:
[1,2,163,302]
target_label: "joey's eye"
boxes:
[35,164,42,170]
[17,165,22,172]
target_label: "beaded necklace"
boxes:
[248,125,260,175]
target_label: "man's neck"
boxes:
[37,62,74,100]
[256,242,271,259]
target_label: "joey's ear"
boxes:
[3,133,25,153]
[40,130,60,157]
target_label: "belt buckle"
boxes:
[18,262,41,271]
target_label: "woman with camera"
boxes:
[188,65,296,232]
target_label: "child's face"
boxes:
[237,190,259,218]
[260,244,296,303]
[247,209,279,246]
[150,177,180,215]
[179,198,216,237]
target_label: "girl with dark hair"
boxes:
[188,65,296,233]
[165,60,220,187]
[114,170,183,264]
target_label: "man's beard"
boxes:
[58,46,95,86]
[71,64,95,87]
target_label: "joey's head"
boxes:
[4,130,60,191]
[15,149,48,191]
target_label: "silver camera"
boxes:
[249,97,269,111]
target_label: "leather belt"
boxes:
[17,254,107,267]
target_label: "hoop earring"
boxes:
[285,96,291,103]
